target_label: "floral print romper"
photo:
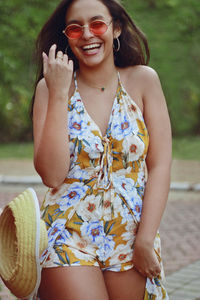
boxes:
[40,71,169,299]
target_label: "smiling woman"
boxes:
[27,0,172,299]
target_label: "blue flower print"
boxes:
[55,228,72,246]
[68,165,91,180]
[47,218,66,246]
[124,192,143,222]
[120,202,135,223]
[68,114,89,139]
[132,199,142,221]
[96,235,115,261]
[113,175,143,222]
[112,114,137,140]
[80,221,105,245]
[69,91,82,110]
[59,182,89,211]
[83,135,104,159]
[113,175,135,200]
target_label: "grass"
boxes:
[0,136,200,160]
[172,136,200,160]
[0,142,33,159]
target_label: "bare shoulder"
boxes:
[136,65,161,88]
[134,65,159,77]
[126,66,164,101]
[119,66,161,112]
[121,65,160,86]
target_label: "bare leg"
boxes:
[38,266,109,300]
[103,267,146,300]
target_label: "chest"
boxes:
[79,90,116,137]
[68,90,149,168]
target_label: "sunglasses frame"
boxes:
[63,19,112,39]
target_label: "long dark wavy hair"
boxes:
[30,0,150,117]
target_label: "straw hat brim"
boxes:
[0,188,48,298]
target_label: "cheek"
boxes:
[104,29,114,44]
[104,34,114,50]
[68,41,80,57]
[68,40,76,50]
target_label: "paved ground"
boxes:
[0,159,200,299]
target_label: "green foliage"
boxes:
[0,0,200,141]
[0,0,59,142]
[123,0,200,136]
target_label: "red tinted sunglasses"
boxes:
[63,20,112,39]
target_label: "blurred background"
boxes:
[0,0,200,148]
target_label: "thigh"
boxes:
[103,267,146,300]
[39,266,109,300]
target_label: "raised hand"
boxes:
[42,44,73,100]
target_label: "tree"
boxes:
[0,0,200,141]
[0,0,59,141]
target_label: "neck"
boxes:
[78,61,118,90]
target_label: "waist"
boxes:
[64,165,146,185]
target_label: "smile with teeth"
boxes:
[82,43,101,51]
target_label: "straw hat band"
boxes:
[0,188,48,298]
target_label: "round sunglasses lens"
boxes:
[90,21,108,35]
[66,25,82,39]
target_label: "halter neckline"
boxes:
[73,71,121,92]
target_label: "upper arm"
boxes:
[142,67,172,170]
[32,78,49,161]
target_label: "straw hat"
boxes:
[0,188,48,299]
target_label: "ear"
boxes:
[114,31,121,39]
[113,23,121,39]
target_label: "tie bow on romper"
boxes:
[40,72,169,299]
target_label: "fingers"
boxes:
[66,57,74,70]
[148,262,161,279]
[46,44,72,66]
[134,264,161,280]
[56,51,64,60]
[48,44,65,62]
[68,59,74,68]
[48,44,57,62]
[42,44,74,88]
[42,52,48,75]
[48,44,67,62]
[149,268,161,279]
[63,54,69,64]
[132,245,162,280]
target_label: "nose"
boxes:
[81,24,94,39]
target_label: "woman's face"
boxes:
[65,0,119,68]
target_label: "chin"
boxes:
[79,55,105,68]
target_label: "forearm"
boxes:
[135,163,171,246]
[34,98,70,187]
